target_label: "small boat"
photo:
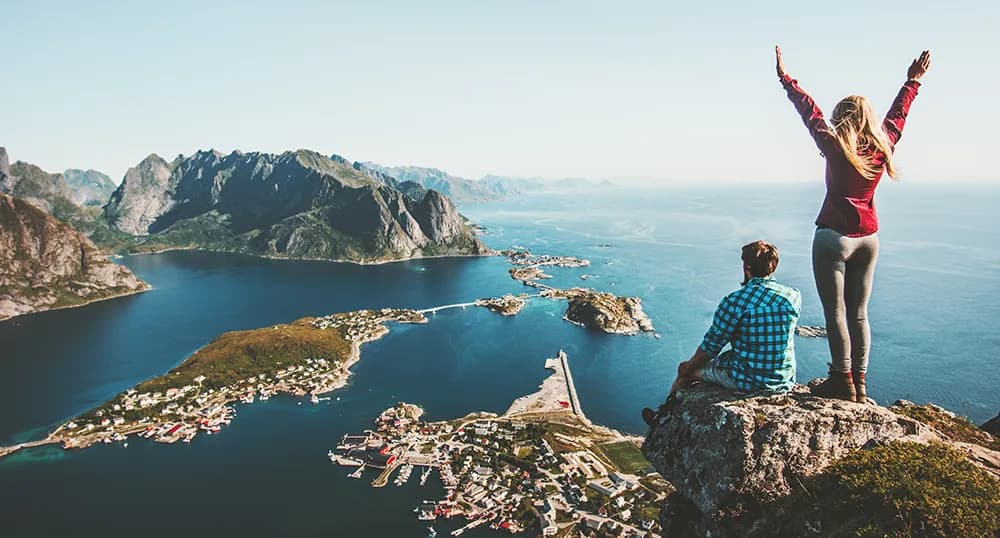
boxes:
[348,464,366,479]
[427,527,437,537]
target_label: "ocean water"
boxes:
[1,183,997,536]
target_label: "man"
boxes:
[643,241,801,427]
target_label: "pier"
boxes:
[0,438,59,458]
[558,350,587,423]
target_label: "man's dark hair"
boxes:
[742,240,779,277]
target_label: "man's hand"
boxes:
[677,360,694,378]
[907,50,931,81]
[775,45,787,79]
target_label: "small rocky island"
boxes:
[498,248,655,335]
[795,325,827,338]
[476,294,528,316]
[549,288,655,336]
[502,249,590,284]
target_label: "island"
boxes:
[328,351,667,536]
[476,294,529,316]
[502,249,590,285]
[795,325,827,338]
[498,248,656,335]
[0,308,425,456]
[551,288,655,336]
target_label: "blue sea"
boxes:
[1,183,998,536]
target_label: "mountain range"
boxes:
[356,162,536,203]
[102,149,488,262]
[0,146,499,320]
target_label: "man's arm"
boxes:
[671,296,739,393]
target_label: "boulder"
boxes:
[641,383,940,534]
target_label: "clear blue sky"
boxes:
[3,0,997,183]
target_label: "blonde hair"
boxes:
[831,95,898,180]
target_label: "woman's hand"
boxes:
[775,45,787,79]
[907,50,931,81]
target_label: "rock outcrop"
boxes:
[643,384,1000,537]
[643,385,936,517]
[641,384,1000,536]
[0,147,9,179]
[0,192,148,320]
[102,149,488,263]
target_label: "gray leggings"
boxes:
[812,227,879,373]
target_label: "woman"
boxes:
[776,46,931,403]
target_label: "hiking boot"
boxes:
[642,407,658,427]
[811,371,857,402]
[853,371,867,404]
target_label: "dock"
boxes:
[0,438,59,458]
[372,460,401,488]
[558,350,587,422]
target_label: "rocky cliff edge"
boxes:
[642,383,1000,537]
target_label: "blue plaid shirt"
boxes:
[699,277,801,392]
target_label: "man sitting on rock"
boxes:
[643,240,801,426]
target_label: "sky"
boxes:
[3,0,998,183]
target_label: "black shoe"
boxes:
[642,407,658,427]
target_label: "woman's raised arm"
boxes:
[884,50,930,146]
[776,46,835,154]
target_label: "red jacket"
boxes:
[781,73,920,237]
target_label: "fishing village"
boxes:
[328,351,667,537]
[0,308,428,457]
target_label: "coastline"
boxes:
[120,245,500,267]
[0,284,152,324]
[0,312,414,459]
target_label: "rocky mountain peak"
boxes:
[0,147,9,179]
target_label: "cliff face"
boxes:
[103,150,488,262]
[0,192,148,321]
[0,147,10,179]
[641,384,1000,537]
[0,160,76,218]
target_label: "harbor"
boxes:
[327,352,665,537]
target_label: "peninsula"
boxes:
[0,308,425,456]
[329,351,666,536]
